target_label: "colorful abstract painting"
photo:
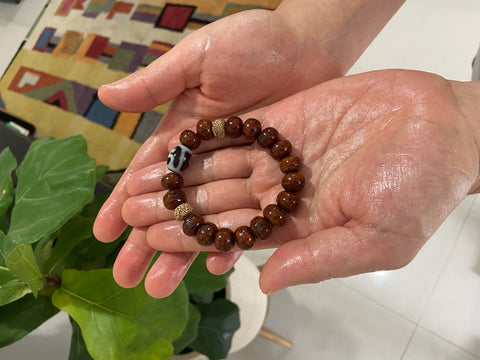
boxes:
[0,0,281,169]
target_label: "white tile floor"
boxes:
[1,1,480,359]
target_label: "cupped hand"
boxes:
[93,8,345,297]
[121,70,480,295]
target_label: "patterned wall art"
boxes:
[0,0,281,169]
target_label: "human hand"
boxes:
[121,70,480,295]
[93,8,348,296]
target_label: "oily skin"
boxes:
[119,70,479,296]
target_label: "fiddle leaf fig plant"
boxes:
[0,135,239,360]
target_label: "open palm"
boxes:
[120,70,479,296]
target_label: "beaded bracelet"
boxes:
[162,117,305,252]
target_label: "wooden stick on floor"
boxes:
[258,327,293,349]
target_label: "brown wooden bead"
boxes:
[161,172,184,190]
[196,222,217,246]
[214,228,235,252]
[271,140,292,160]
[276,191,300,212]
[242,118,261,140]
[225,116,243,138]
[249,216,272,240]
[174,203,194,221]
[263,204,286,226]
[234,226,256,250]
[257,127,279,148]
[282,172,305,192]
[196,119,214,140]
[163,189,186,210]
[280,155,302,173]
[183,213,204,237]
[180,130,201,150]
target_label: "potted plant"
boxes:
[0,135,249,360]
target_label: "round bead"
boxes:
[276,191,300,212]
[167,145,192,174]
[163,189,186,210]
[242,118,261,140]
[225,116,243,138]
[214,228,235,252]
[280,155,302,173]
[161,172,184,190]
[212,119,226,138]
[196,119,214,140]
[282,172,305,192]
[183,213,204,237]
[180,130,201,150]
[271,140,293,160]
[174,203,194,221]
[263,204,286,227]
[257,127,279,148]
[235,226,256,250]
[250,216,272,240]
[196,222,218,246]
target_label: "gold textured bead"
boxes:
[212,119,226,138]
[174,203,194,221]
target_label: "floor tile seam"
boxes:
[335,279,418,326]
[416,196,477,324]
[416,324,480,359]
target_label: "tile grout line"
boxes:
[399,195,479,360]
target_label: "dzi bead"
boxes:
[167,145,192,174]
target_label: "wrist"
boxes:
[450,80,480,193]
[275,0,405,75]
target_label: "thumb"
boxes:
[259,225,416,295]
[98,38,204,112]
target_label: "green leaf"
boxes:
[68,317,94,360]
[0,148,16,218]
[189,299,240,360]
[95,165,109,184]
[0,293,59,347]
[41,216,94,274]
[5,245,43,296]
[52,269,189,360]
[173,303,201,354]
[0,265,30,305]
[183,252,234,296]
[1,136,96,258]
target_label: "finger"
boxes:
[112,227,156,288]
[145,209,287,252]
[98,33,206,112]
[258,225,420,295]
[206,251,243,275]
[93,135,169,242]
[127,147,254,196]
[122,179,261,227]
[93,108,197,243]
[145,252,198,298]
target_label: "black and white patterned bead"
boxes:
[167,145,192,174]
